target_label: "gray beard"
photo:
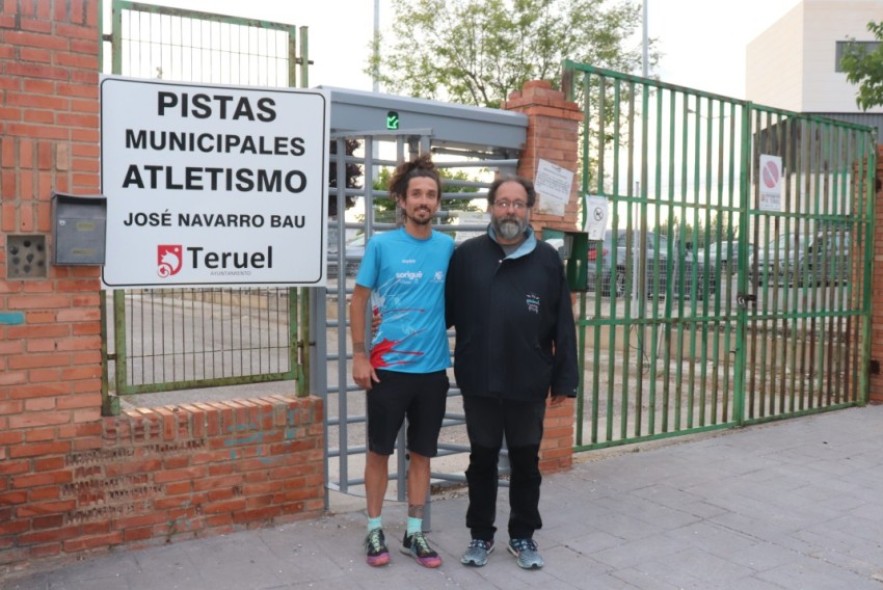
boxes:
[495,218,525,240]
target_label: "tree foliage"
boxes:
[373,0,648,108]
[841,21,883,111]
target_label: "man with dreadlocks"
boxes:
[350,154,454,569]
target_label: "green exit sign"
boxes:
[386,111,399,130]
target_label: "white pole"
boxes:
[373,0,380,92]
[642,1,648,77]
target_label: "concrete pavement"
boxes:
[5,404,883,589]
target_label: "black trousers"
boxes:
[462,395,546,541]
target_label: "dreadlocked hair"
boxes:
[388,154,441,199]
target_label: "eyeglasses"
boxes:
[492,200,529,211]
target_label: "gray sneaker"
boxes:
[460,539,494,567]
[508,538,544,569]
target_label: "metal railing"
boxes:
[564,61,876,451]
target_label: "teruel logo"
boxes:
[157,245,183,278]
[157,244,275,279]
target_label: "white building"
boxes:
[746,0,883,139]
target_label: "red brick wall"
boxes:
[0,1,324,571]
[3,397,323,564]
[504,80,582,473]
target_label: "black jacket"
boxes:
[445,230,579,402]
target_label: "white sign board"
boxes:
[534,159,573,216]
[583,195,610,240]
[758,154,783,212]
[100,76,329,288]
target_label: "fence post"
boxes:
[868,146,883,403]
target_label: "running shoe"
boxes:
[401,531,442,568]
[365,528,390,567]
[508,537,544,569]
[460,538,494,567]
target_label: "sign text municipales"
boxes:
[100,76,329,288]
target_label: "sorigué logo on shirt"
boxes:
[395,270,423,282]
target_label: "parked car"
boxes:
[751,234,809,286]
[797,231,852,286]
[698,240,753,273]
[327,231,369,279]
[586,229,716,298]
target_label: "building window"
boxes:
[836,40,880,72]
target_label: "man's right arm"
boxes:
[350,284,379,390]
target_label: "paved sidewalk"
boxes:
[5,404,883,589]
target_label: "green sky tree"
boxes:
[372,0,650,108]
[841,21,883,111]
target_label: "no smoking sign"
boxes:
[762,158,780,189]
[758,155,783,212]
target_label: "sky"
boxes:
[126,0,804,101]
[648,0,802,98]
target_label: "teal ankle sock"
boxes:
[367,516,382,533]
[406,516,422,536]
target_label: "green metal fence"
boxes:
[103,1,310,406]
[107,1,309,87]
[564,61,876,450]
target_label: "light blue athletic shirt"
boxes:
[355,227,454,373]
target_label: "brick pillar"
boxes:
[503,80,583,473]
[504,80,583,235]
[869,146,883,403]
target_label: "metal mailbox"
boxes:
[52,192,107,265]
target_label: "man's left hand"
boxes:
[550,394,567,407]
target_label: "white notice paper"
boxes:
[583,195,610,240]
[534,159,573,216]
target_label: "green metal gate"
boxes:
[102,1,310,405]
[564,61,876,450]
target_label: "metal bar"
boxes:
[721,102,738,422]
[674,95,689,432]
[686,93,701,429]
[298,26,309,87]
[781,118,805,412]
[661,90,677,434]
[620,79,634,440]
[604,77,618,442]
[575,294,587,446]
[812,123,827,405]
[858,132,876,406]
[113,289,128,394]
[586,73,602,445]
[732,100,751,427]
[646,86,665,436]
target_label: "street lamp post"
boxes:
[642,1,649,77]
[373,0,380,93]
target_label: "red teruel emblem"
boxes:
[157,245,183,277]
